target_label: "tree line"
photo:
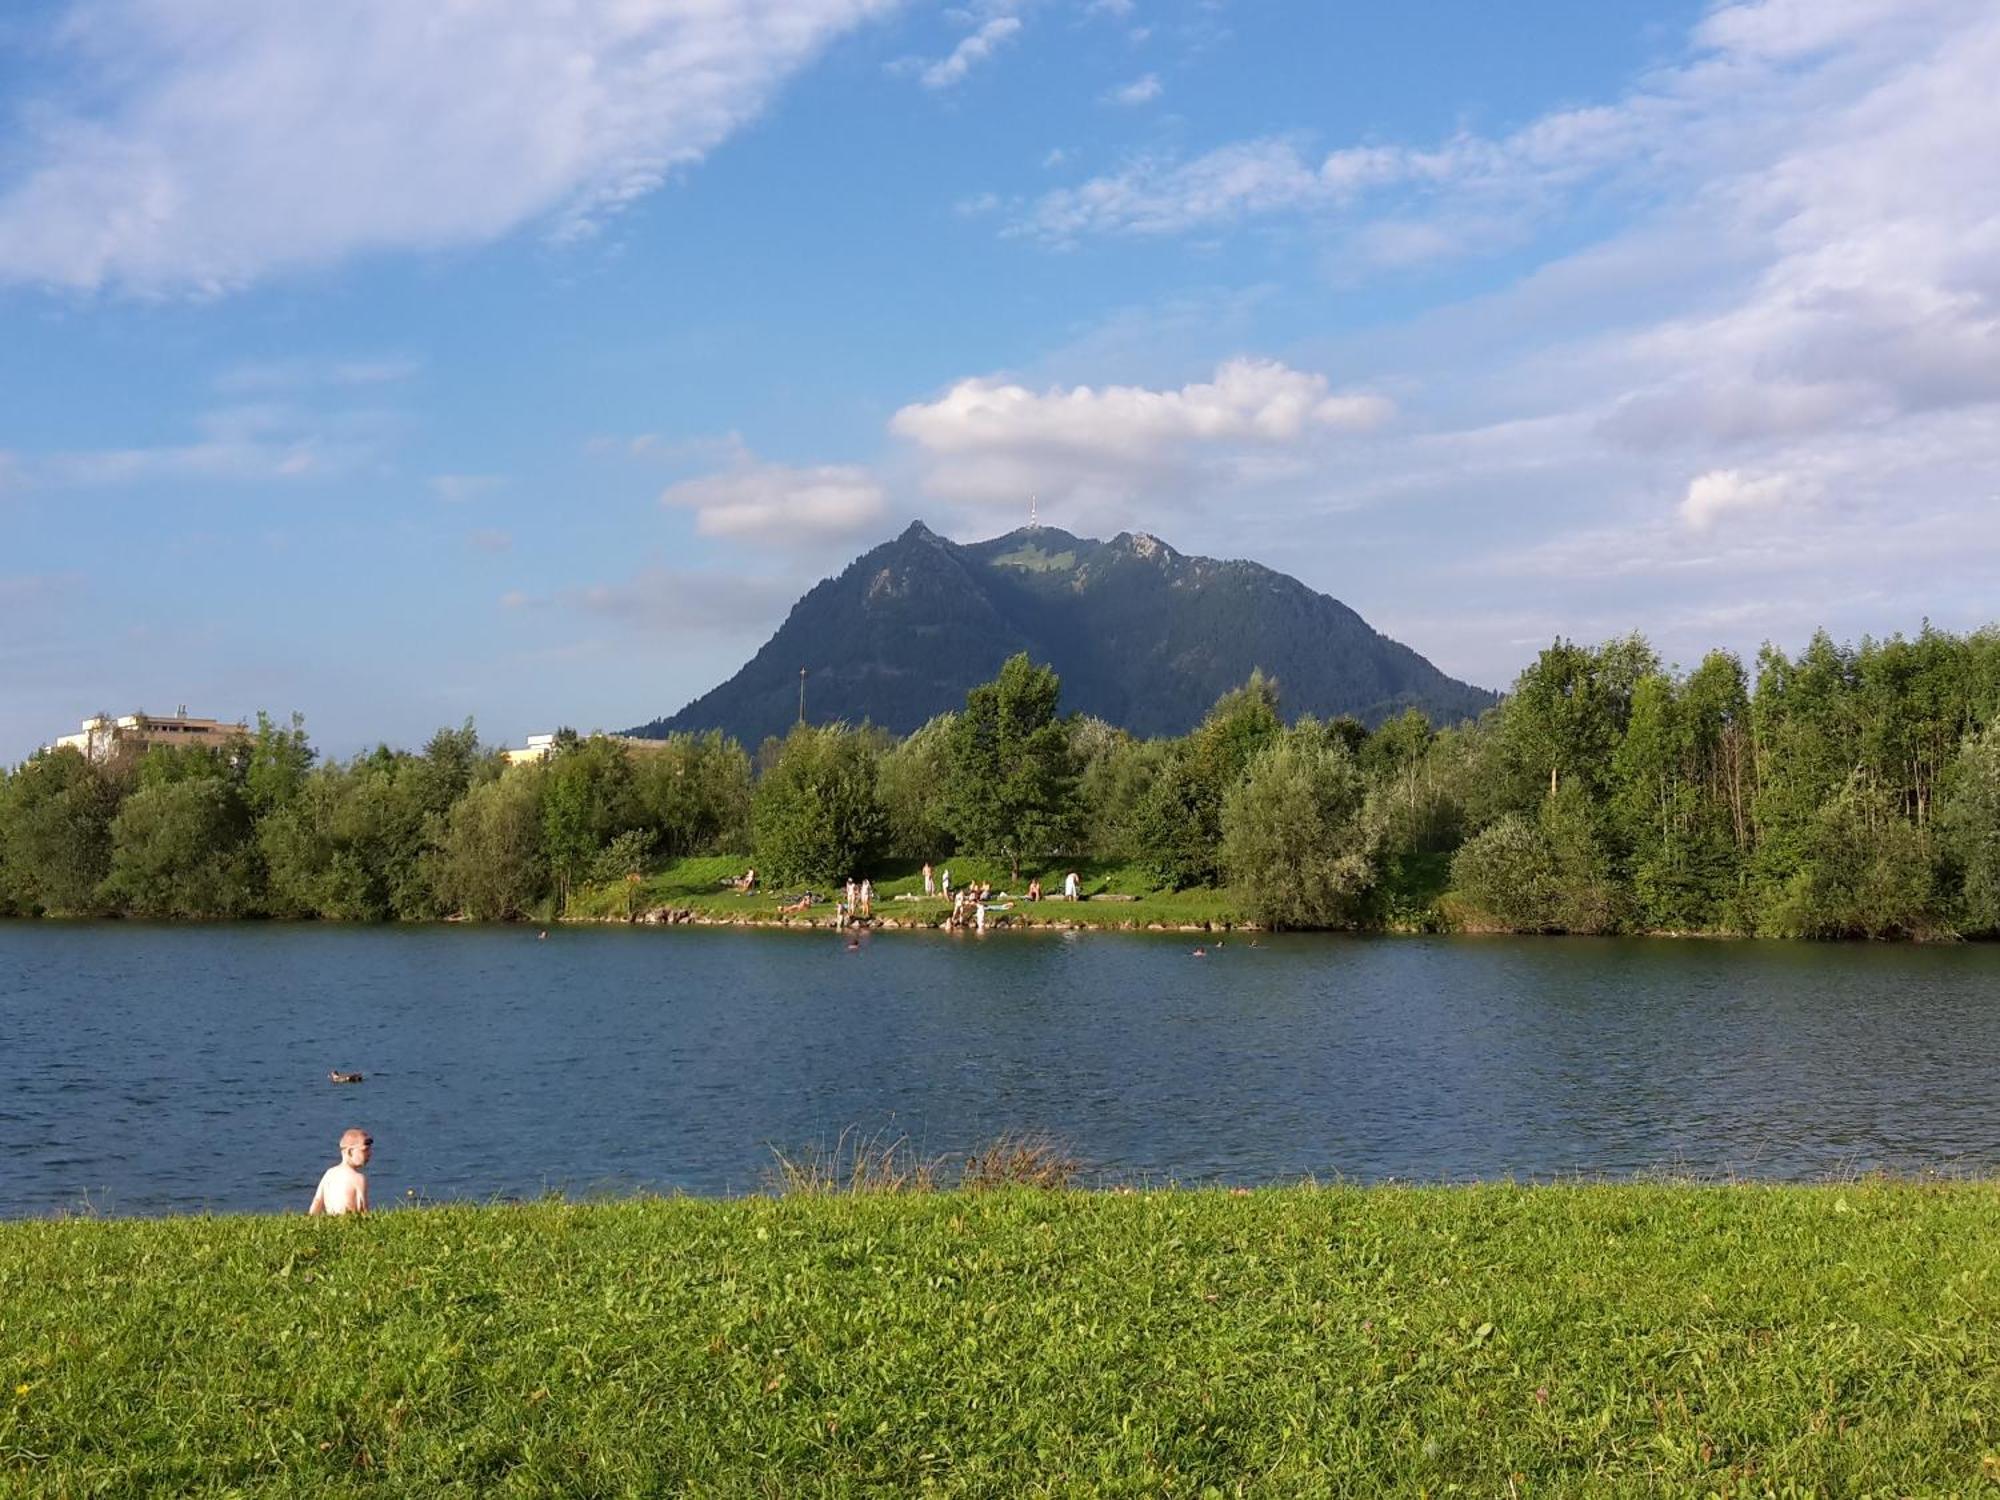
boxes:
[5,624,1999,936]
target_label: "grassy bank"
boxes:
[6,1184,2000,1493]
[567,854,1251,931]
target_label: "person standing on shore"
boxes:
[308,1129,372,1216]
[941,868,951,899]
[922,862,935,897]
[859,878,873,916]
[1063,870,1080,902]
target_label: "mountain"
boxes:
[628,522,1497,746]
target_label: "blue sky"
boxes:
[3,0,1996,763]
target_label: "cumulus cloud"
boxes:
[889,358,1391,526]
[1000,0,2000,687]
[0,0,897,293]
[660,449,889,545]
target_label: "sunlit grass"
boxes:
[6,1184,2000,1493]
[568,854,1246,930]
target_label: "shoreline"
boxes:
[597,902,1261,934]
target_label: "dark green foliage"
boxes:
[431,770,548,920]
[1220,728,1377,928]
[629,731,752,860]
[6,620,2000,935]
[542,735,640,913]
[1763,778,1941,938]
[102,774,259,919]
[1451,783,1622,934]
[941,654,1079,878]
[1071,718,1164,861]
[876,714,957,859]
[242,710,315,818]
[1500,634,1657,804]
[1941,724,2000,934]
[750,724,885,887]
[0,748,118,915]
[1134,672,1281,888]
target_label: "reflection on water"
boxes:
[3,923,1997,1215]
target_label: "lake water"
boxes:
[3,923,1997,1216]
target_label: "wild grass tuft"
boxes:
[958,1131,1082,1190]
[763,1125,946,1195]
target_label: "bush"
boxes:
[1220,731,1377,929]
[751,724,885,887]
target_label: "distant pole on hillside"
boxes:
[798,667,807,725]
[1029,494,1039,530]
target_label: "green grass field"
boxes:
[567,855,1247,931]
[7,1184,2000,1494]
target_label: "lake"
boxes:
[3,923,1997,1216]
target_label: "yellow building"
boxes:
[502,732,674,766]
[54,709,250,765]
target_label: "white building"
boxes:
[54,709,250,765]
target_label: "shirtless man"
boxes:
[308,1128,373,1215]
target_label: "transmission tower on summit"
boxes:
[1029,494,1040,530]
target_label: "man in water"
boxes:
[308,1128,373,1216]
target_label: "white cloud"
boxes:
[1106,73,1161,107]
[660,448,889,545]
[889,358,1392,528]
[1678,469,1803,530]
[0,0,898,293]
[919,15,1022,90]
[29,402,382,486]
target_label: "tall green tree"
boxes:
[750,724,885,887]
[102,775,259,918]
[1134,672,1282,888]
[942,654,1079,879]
[243,711,316,819]
[1941,723,2000,933]
[431,770,548,920]
[542,736,640,913]
[876,714,958,860]
[630,732,753,860]
[0,748,120,915]
[1072,720,1166,862]
[1501,635,1658,804]
[1220,729,1376,928]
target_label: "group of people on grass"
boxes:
[757,863,1088,927]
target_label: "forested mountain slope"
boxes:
[631,523,1496,746]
